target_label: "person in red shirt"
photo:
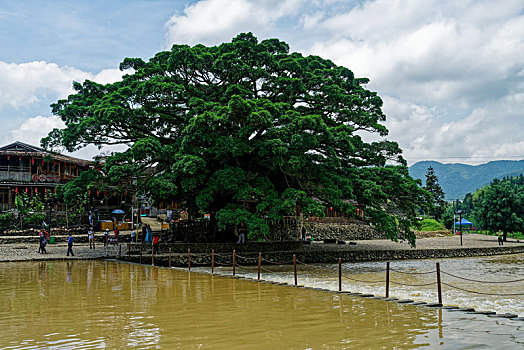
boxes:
[152,234,160,254]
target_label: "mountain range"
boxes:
[408,160,524,200]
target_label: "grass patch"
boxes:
[416,218,447,232]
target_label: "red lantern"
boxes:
[53,161,56,166]
[35,188,38,193]
[25,187,28,193]
[6,155,10,160]
[104,191,107,196]
[53,188,56,193]
[19,156,22,160]
[96,190,99,196]
[15,187,18,193]
[44,188,47,194]
[41,160,44,165]
[31,158,34,165]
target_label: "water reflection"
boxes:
[0,261,522,349]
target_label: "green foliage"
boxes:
[14,193,45,229]
[473,178,524,241]
[424,166,446,219]
[418,218,446,231]
[44,33,428,243]
[25,212,45,228]
[0,212,16,232]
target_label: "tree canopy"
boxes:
[474,177,524,241]
[43,33,427,244]
[424,166,446,219]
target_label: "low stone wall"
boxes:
[122,245,524,267]
[128,241,303,254]
[303,222,382,241]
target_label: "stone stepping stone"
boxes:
[360,294,375,297]
[488,313,519,319]
[448,308,475,312]
[442,306,459,310]
[396,299,414,304]
[510,317,524,321]
[425,303,443,307]
[411,302,427,306]
[466,310,496,315]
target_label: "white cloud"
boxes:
[300,0,524,164]
[0,61,127,159]
[0,61,124,110]
[165,0,304,46]
[6,115,64,147]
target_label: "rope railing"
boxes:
[390,268,436,275]
[441,270,524,284]
[442,282,524,296]
[341,275,385,284]
[125,248,524,303]
[390,280,436,287]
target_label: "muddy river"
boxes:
[0,257,523,349]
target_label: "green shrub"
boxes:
[417,218,446,231]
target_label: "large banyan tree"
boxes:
[43,33,427,245]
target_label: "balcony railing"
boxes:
[0,166,30,172]
[0,171,31,182]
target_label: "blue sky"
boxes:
[1,0,523,165]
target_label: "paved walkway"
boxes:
[304,234,523,251]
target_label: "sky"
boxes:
[1,0,523,165]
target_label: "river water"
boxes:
[0,257,523,349]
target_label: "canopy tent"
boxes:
[454,218,473,226]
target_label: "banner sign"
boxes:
[32,174,60,183]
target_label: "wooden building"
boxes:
[0,141,91,211]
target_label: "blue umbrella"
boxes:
[112,209,125,214]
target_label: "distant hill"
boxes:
[409,160,524,200]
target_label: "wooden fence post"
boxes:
[211,249,215,274]
[140,245,142,264]
[188,248,191,271]
[258,252,261,280]
[293,254,297,286]
[169,248,172,268]
[233,250,236,276]
[436,262,442,304]
[338,258,342,292]
[386,262,390,298]
[152,246,154,266]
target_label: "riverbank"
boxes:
[1,233,522,263]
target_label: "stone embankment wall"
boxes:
[123,244,524,267]
[303,223,382,241]
[268,222,382,241]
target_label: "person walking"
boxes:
[130,229,136,243]
[37,230,44,253]
[66,234,74,256]
[104,229,109,247]
[141,224,147,243]
[88,227,95,249]
[39,232,47,254]
[145,225,152,244]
